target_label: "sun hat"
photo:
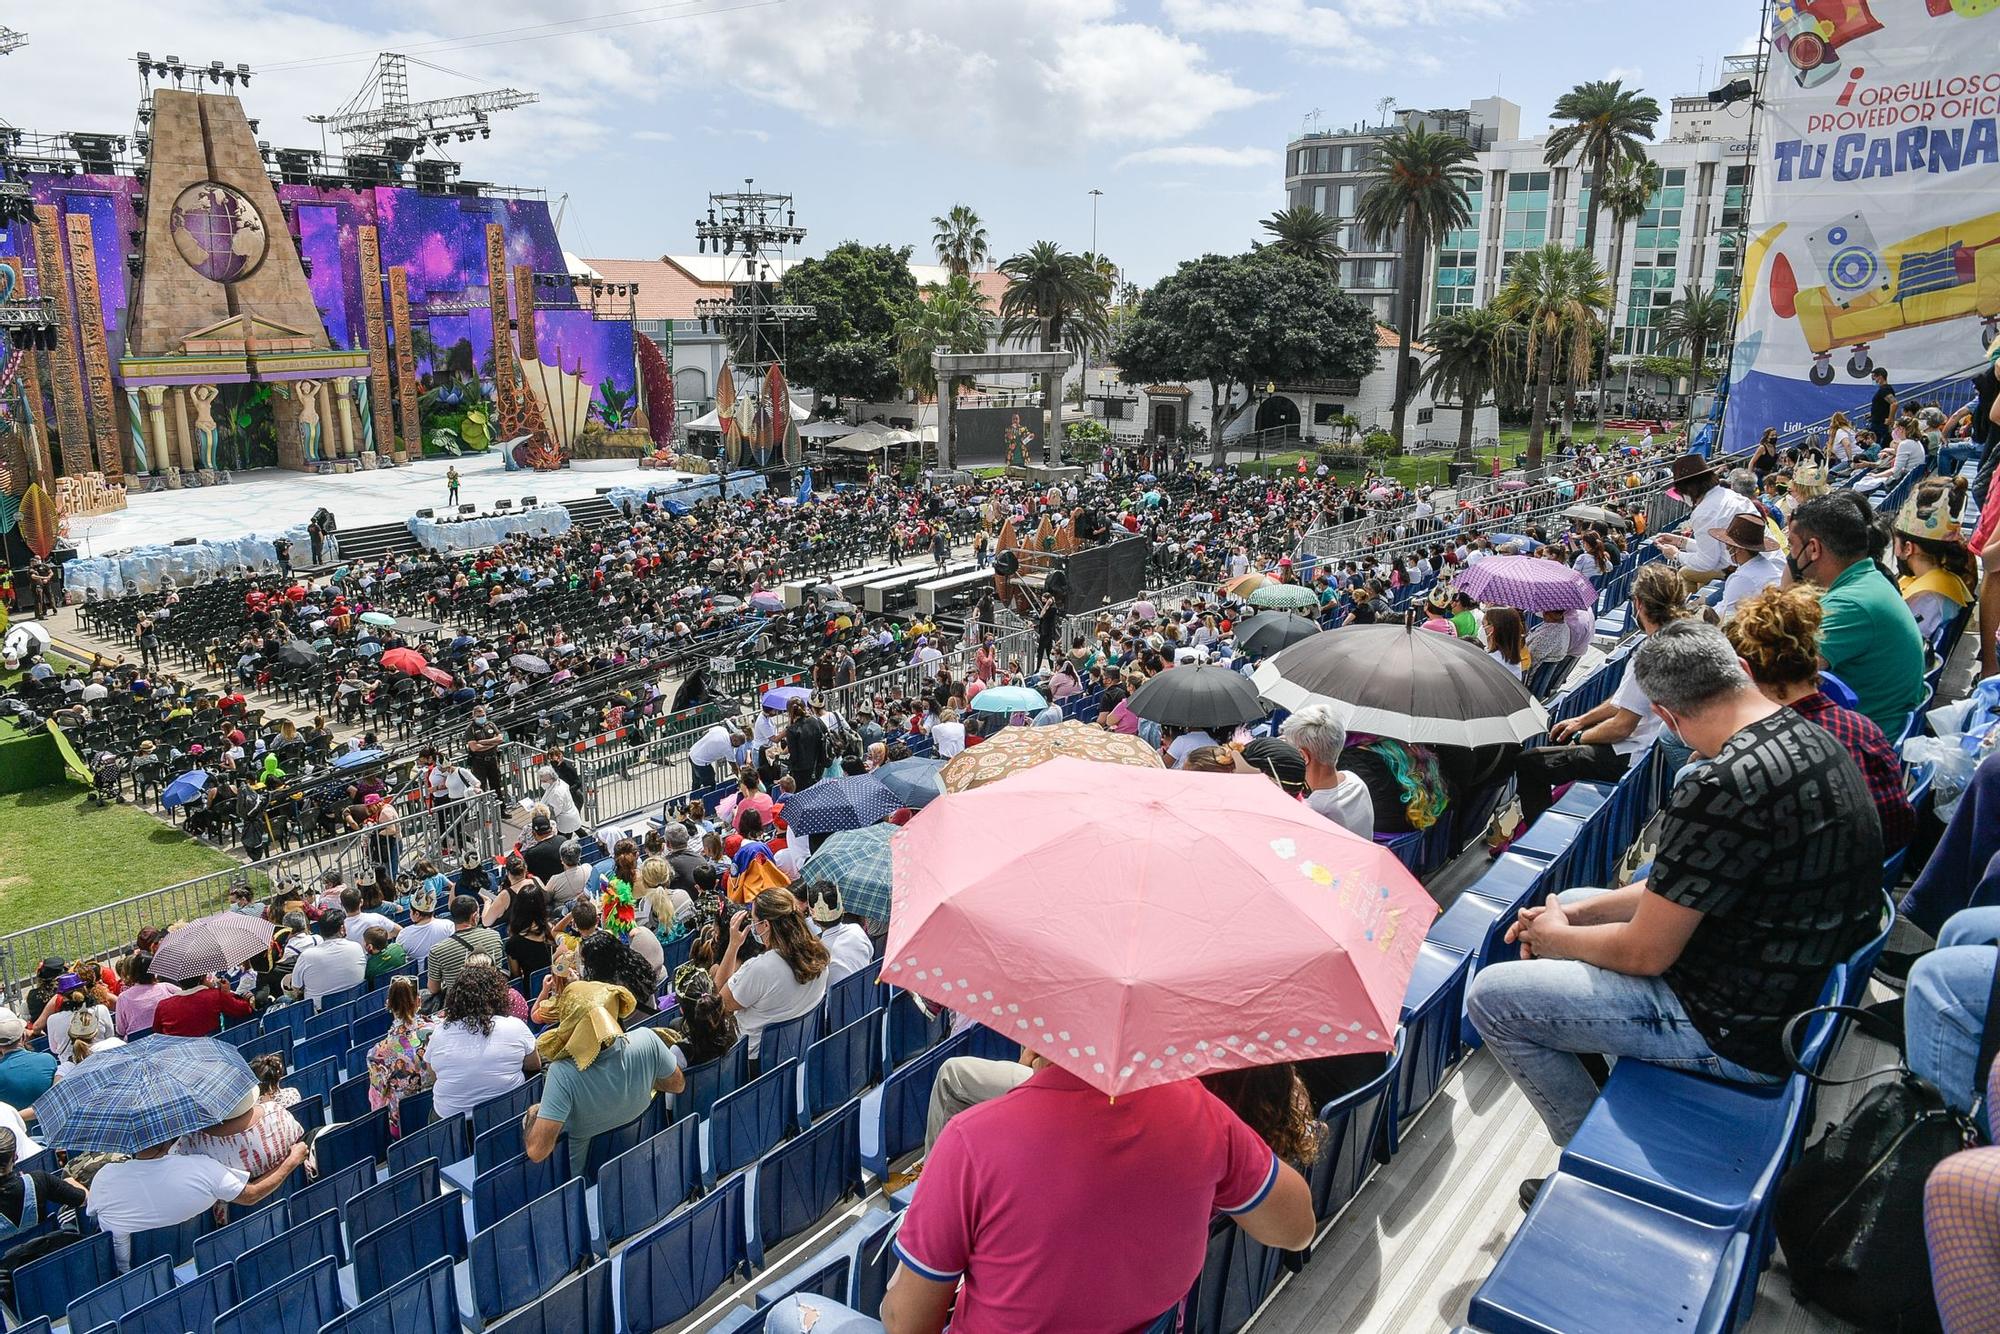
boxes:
[1710,512,1779,554]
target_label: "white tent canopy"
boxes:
[798,420,854,439]
[684,400,811,433]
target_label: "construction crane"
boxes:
[0,27,27,55]
[308,52,535,163]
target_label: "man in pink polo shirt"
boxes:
[882,1063,1315,1333]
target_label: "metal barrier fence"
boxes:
[815,627,1037,722]
[499,703,731,829]
[0,791,507,994]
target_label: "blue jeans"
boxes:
[1465,887,1782,1144]
[1907,905,2000,1139]
[762,1295,884,1333]
[1939,441,1982,476]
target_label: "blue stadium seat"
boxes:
[342,1046,381,1093]
[64,1254,171,1334]
[235,1208,344,1296]
[883,990,950,1072]
[331,1072,374,1124]
[473,1144,570,1232]
[321,1256,460,1334]
[262,1001,315,1046]
[115,1258,237,1334]
[1468,1175,1747,1334]
[805,1014,882,1120]
[752,1248,852,1308]
[472,1120,527,1177]
[814,1208,899,1317]
[316,981,369,1016]
[211,1254,344,1334]
[352,1192,470,1302]
[469,1177,595,1325]
[484,1259,613,1334]
[470,1076,544,1145]
[581,1097,670,1183]
[599,1119,703,1251]
[303,1005,352,1042]
[822,968,884,1035]
[1392,941,1471,1151]
[388,1112,467,1179]
[618,1178,751,1334]
[234,1027,292,1067]
[1818,670,1860,710]
[960,1021,1023,1064]
[284,1054,341,1107]
[4,1318,51,1334]
[1507,811,1586,867]
[1306,1038,1402,1223]
[126,1209,215,1268]
[709,1059,800,1184]
[317,1105,390,1175]
[347,1157,441,1241]
[350,1007,395,1049]
[194,1200,290,1273]
[682,1040,750,1120]
[861,1029,974,1177]
[290,1027,347,1076]
[215,1020,266,1050]
[752,1098,863,1266]
[1181,1215,1235,1334]
[287,1160,371,1256]
[397,1086,436,1132]
[757,1010,822,1074]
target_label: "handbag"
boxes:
[1772,956,2000,1331]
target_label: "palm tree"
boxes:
[1418,305,1508,461]
[1659,283,1732,427]
[1543,79,1661,258]
[931,205,990,278]
[895,274,994,400]
[1591,157,1660,421]
[1494,244,1610,469]
[1259,204,1344,268]
[999,241,1112,458]
[1355,125,1478,452]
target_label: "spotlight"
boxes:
[1708,77,1754,106]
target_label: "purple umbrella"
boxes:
[1456,555,1597,613]
[149,911,276,981]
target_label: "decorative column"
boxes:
[140,386,169,480]
[355,378,377,455]
[332,377,359,461]
[388,267,421,458]
[293,380,324,467]
[169,386,196,478]
[31,206,91,479]
[188,384,221,473]
[357,227,397,461]
[123,388,150,476]
[63,213,121,482]
[513,263,539,364]
[486,225,516,430]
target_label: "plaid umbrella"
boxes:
[781,773,901,837]
[1248,582,1321,612]
[799,824,896,921]
[33,1036,256,1153]
[149,911,276,982]
[874,757,946,809]
[1455,555,1597,613]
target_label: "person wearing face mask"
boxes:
[1854,414,1926,496]
[463,702,507,801]
[1891,480,1975,641]
[1784,492,1928,738]
[716,889,830,1074]
[1466,621,1883,1206]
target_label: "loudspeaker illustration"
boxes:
[1806,213,1889,307]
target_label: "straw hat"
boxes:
[1896,487,1962,543]
[1790,462,1830,497]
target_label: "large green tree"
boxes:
[1659,283,1732,426]
[1544,79,1661,257]
[895,274,993,400]
[930,205,990,278]
[1418,305,1508,461]
[777,242,922,403]
[1113,250,1378,464]
[1494,243,1610,468]
[1355,125,1478,452]
[1259,204,1344,269]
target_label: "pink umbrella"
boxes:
[420,665,455,688]
[884,757,1435,1096]
[1456,554,1598,613]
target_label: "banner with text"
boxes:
[1726,0,2000,452]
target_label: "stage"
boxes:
[66,456,702,557]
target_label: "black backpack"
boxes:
[1773,961,2000,1331]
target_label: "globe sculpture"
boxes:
[169,182,267,284]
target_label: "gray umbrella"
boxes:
[510,653,551,674]
[1251,623,1547,748]
[1233,611,1323,659]
[1128,665,1270,731]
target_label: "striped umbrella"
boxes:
[1455,555,1597,613]
[33,1036,256,1154]
[1247,582,1322,612]
[780,773,901,837]
[798,824,897,922]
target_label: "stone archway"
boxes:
[1256,394,1301,437]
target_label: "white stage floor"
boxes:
[67,455,700,557]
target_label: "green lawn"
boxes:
[0,786,239,938]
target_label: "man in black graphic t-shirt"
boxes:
[1468,621,1882,1164]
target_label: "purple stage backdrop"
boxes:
[0,175,634,416]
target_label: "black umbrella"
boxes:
[1127,664,1269,732]
[277,641,316,667]
[1250,623,1546,748]
[1233,611,1323,659]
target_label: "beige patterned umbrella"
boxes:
[939,721,1164,793]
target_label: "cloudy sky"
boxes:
[1,0,1757,282]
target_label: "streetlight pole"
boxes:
[1083,188,1103,454]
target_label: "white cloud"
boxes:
[1605,65,1645,84]
[1161,0,1516,64]
[1116,144,1277,170]
[630,130,675,143]
[733,129,771,143]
